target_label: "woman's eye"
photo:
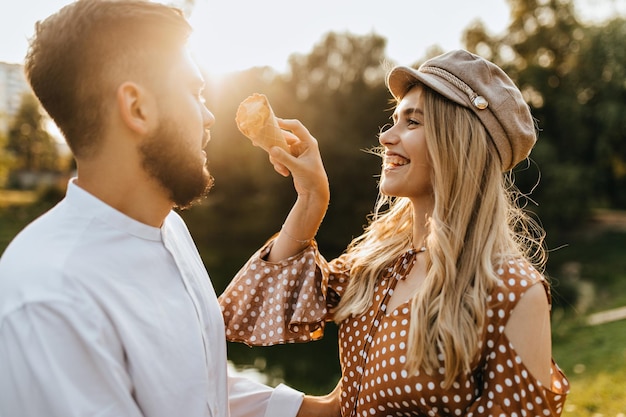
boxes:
[408,118,420,126]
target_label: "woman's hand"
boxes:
[268,118,329,203]
[265,118,330,261]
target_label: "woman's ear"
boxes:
[116,81,155,135]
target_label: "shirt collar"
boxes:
[65,178,164,242]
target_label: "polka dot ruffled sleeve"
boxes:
[218,237,350,346]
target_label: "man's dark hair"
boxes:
[25,0,192,158]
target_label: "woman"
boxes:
[219,50,569,416]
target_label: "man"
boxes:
[0,1,338,416]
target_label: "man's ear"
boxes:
[116,81,155,135]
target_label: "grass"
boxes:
[547,213,626,310]
[547,224,626,416]
[552,318,626,416]
[0,189,37,207]
[0,189,54,253]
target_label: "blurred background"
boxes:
[1,0,625,415]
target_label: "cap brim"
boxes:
[387,66,470,109]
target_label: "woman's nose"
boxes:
[378,124,398,145]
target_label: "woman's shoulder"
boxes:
[488,258,551,317]
[494,258,545,291]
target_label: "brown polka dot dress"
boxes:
[219,240,569,416]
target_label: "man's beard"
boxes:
[140,119,214,209]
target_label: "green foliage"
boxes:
[2,92,73,191]
[574,18,626,208]
[463,0,626,235]
[285,32,391,257]
[548,229,626,312]
[226,325,342,395]
[0,131,16,187]
[552,319,626,416]
[6,92,60,176]
[0,190,58,255]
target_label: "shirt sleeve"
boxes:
[227,372,304,417]
[218,237,351,346]
[0,301,143,417]
[465,347,568,416]
[466,275,569,416]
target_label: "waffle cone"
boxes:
[235,93,289,152]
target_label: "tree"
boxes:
[6,92,60,175]
[461,0,626,237]
[284,32,392,255]
[574,18,626,207]
[0,131,16,188]
[286,32,388,99]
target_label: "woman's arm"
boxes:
[296,381,341,417]
[504,282,553,386]
[265,118,330,262]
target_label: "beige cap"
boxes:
[387,50,536,171]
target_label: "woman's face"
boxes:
[378,85,433,201]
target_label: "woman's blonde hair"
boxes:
[333,83,546,387]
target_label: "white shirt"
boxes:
[0,180,303,417]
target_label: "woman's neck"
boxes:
[410,197,434,250]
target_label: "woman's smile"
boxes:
[384,152,410,170]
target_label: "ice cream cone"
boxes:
[235,93,289,152]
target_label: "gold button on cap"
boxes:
[473,96,489,109]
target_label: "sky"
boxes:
[1,0,624,76]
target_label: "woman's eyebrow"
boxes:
[393,107,424,122]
